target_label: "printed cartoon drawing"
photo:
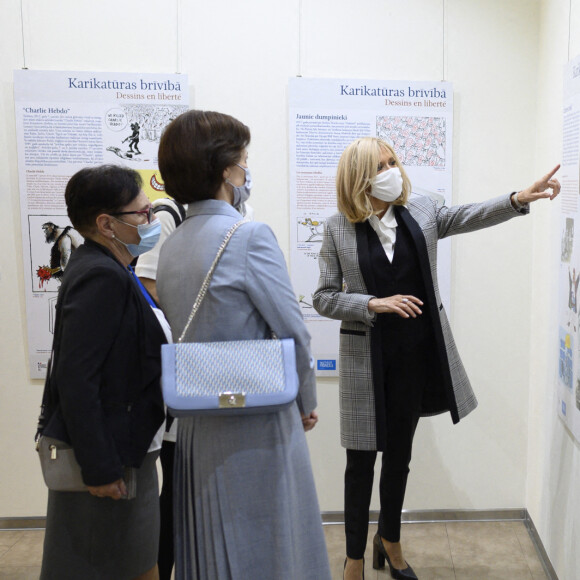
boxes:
[376,116,446,167]
[297,217,326,242]
[568,266,580,332]
[561,217,574,263]
[36,222,82,287]
[122,122,141,155]
[106,146,137,160]
[105,104,188,162]
[569,267,579,313]
[150,172,165,192]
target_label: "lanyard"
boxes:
[127,265,157,309]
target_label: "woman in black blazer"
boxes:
[39,165,168,580]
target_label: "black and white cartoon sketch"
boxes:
[105,105,188,163]
[106,146,137,160]
[377,116,446,167]
[122,122,141,155]
[562,217,574,263]
[567,266,580,333]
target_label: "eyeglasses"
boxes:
[112,205,154,224]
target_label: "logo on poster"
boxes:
[317,360,336,371]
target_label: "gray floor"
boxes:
[325,521,549,579]
[0,520,549,579]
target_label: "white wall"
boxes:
[527,2,580,579]
[304,0,544,514]
[1,4,571,574]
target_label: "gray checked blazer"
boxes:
[313,193,528,451]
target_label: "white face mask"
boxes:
[370,167,403,202]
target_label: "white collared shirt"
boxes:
[368,205,398,262]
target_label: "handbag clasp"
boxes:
[219,392,246,408]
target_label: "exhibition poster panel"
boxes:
[558,57,580,443]
[288,78,453,376]
[13,70,188,378]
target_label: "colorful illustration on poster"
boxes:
[137,169,167,202]
[559,327,573,391]
[297,216,326,243]
[29,215,82,292]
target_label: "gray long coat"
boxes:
[157,200,330,580]
[313,193,528,451]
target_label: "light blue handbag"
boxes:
[161,221,299,416]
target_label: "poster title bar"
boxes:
[67,77,183,92]
[340,84,447,99]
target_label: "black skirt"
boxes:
[40,451,160,580]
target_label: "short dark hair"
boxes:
[65,165,142,235]
[158,110,251,204]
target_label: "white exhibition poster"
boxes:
[14,70,188,378]
[288,78,453,376]
[558,56,580,443]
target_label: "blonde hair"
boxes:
[336,137,411,223]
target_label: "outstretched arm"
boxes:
[434,165,561,239]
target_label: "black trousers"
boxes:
[158,440,175,580]
[344,339,430,559]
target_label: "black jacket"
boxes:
[43,239,166,486]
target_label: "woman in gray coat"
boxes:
[313,137,560,580]
[156,110,331,580]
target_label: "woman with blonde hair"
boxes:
[314,136,560,579]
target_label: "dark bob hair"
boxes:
[158,110,251,204]
[65,165,142,235]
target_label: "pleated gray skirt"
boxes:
[40,450,160,580]
[174,404,331,580]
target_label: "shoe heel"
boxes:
[372,535,385,570]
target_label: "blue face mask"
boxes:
[113,218,161,258]
[226,163,252,211]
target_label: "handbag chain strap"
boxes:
[178,220,248,343]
